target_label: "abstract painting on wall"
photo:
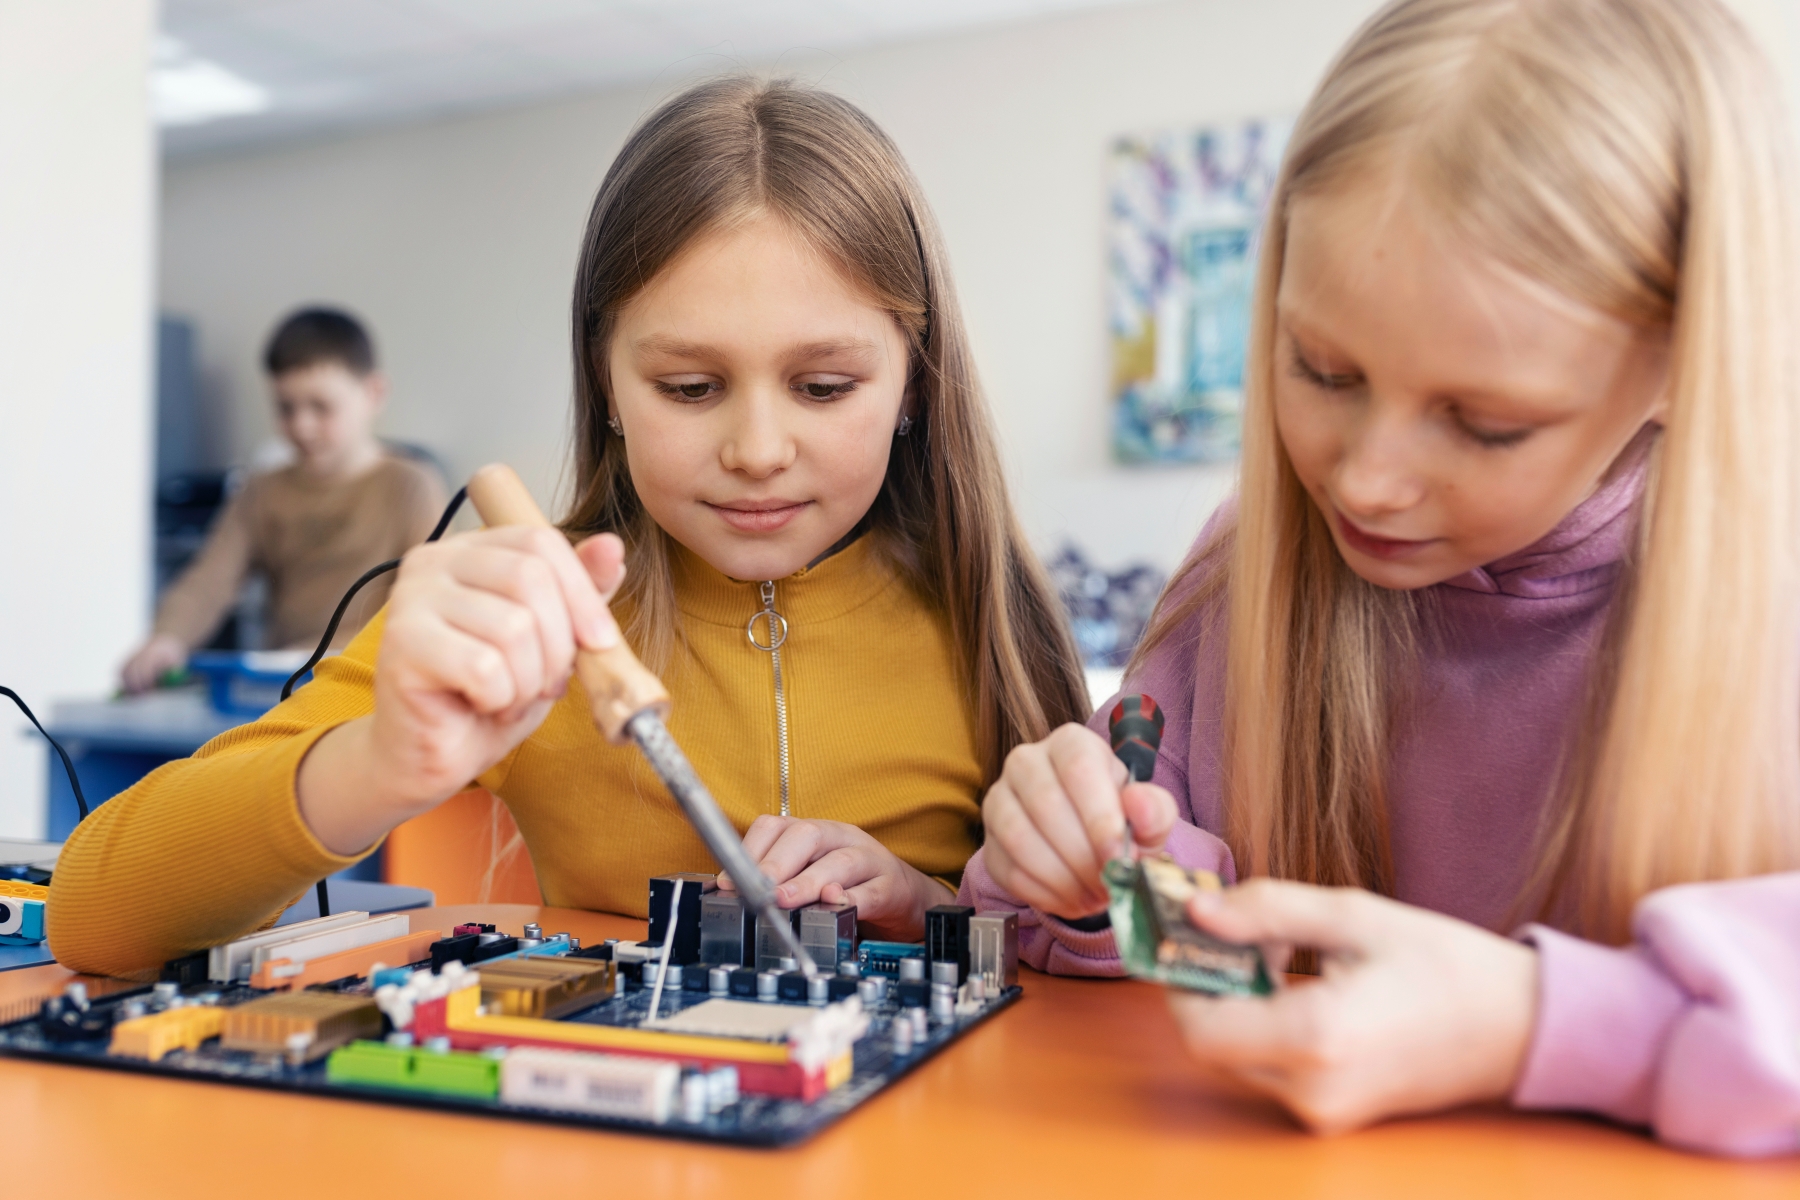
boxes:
[1108,117,1293,463]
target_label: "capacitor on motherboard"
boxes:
[908,1007,928,1040]
[709,967,731,996]
[756,972,779,1002]
[929,982,955,1023]
[523,923,543,939]
[929,960,958,987]
[681,1071,708,1123]
[837,959,860,978]
[706,1066,739,1111]
[892,1015,914,1054]
[898,958,925,983]
[664,964,684,991]
[857,978,882,1005]
[807,976,829,1005]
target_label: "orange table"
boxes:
[4,904,1796,1197]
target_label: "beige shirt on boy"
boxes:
[154,455,446,652]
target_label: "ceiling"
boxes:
[159,0,1149,158]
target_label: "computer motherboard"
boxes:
[0,881,1021,1147]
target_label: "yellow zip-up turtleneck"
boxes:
[49,536,984,977]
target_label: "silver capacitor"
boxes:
[929,960,958,987]
[664,963,684,990]
[898,957,926,983]
[642,961,660,988]
[709,966,731,996]
[929,981,955,1023]
[857,977,882,1005]
[756,971,779,1001]
[681,1072,708,1123]
[522,922,543,939]
[806,975,829,1005]
[892,1016,914,1054]
[837,959,860,978]
[777,956,799,973]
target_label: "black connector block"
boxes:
[430,932,520,971]
[159,951,209,987]
[776,971,809,1002]
[925,904,976,985]
[568,942,615,960]
[648,873,715,966]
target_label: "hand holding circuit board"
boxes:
[1102,696,1273,997]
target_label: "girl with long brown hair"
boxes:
[51,77,1087,973]
[967,0,1800,1156]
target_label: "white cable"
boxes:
[646,878,683,1023]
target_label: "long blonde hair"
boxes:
[1136,0,1800,943]
[563,77,1089,783]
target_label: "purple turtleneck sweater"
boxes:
[960,467,1800,1157]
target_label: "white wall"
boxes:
[159,0,1800,574]
[160,0,1386,572]
[0,0,157,837]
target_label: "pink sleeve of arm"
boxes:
[1512,872,1800,1157]
[957,822,1237,977]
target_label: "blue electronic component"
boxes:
[856,940,926,978]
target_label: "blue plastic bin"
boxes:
[186,651,314,717]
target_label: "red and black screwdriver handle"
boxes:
[1108,694,1164,783]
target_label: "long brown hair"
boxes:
[562,76,1089,782]
[1135,0,1800,943]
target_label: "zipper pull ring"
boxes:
[747,581,788,651]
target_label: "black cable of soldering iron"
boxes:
[280,485,468,918]
[1,686,89,823]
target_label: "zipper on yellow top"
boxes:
[747,580,792,817]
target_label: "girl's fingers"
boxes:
[1120,782,1178,853]
[574,533,629,603]
[1167,990,1321,1074]
[983,781,1107,916]
[444,544,578,692]
[837,871,906,922]
[387,609,526,714]
[1189,878,1384,953]
[751,820,846,889]
[776,846,872,910]
[451,526,616,653]
[1005,741,1107,893]
[432,567,555,703]
[1043,725,1130,861]
[717,815,792,892]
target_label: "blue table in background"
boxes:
[0,879,434,973]
[38,687,383,884]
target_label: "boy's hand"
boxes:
[981,723,1176,921]
[121,634,187,694]
[1168,880,1538,1133]
[297,526,624,855]
[715,815,953,941]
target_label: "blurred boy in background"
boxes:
[120,307,447,692]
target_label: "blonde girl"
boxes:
[966,0,1800,1156]
[52,78,1088,974]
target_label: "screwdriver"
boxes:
[1107,693,1165,860]
[466,464,817,979]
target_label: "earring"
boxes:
[608,415,623,437]
[896,415,913,437]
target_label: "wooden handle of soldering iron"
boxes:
[465,463,670,743]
